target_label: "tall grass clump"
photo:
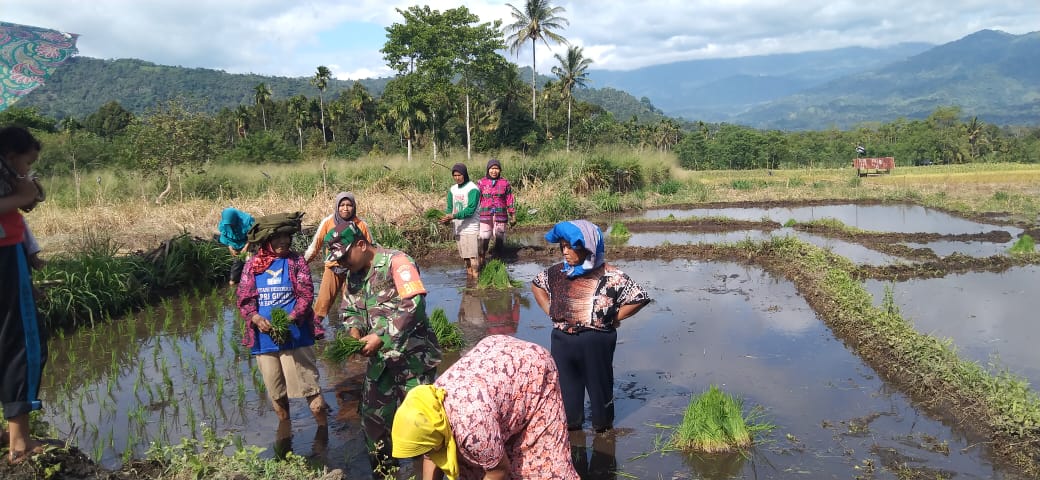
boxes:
[476,260,522,290]
[1008,234,1035,255]
[538,192,583,223]
[669,385,770,453]
[429,307,465,351]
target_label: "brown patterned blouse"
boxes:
[532,262,650,332]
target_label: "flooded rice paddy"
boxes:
[39,203,1037,478]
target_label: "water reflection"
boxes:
[682,450,747,480]
[571,430,619,480]
[863,266,1040,387]
[37,258,1026,479]
[617,204,1020,236]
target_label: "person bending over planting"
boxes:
[330,223,442,474]
[236,212,328,432]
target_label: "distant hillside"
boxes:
[588,43,934,123]
[19,58,660,124]
[735,30,1040,129]
[18,57,389,119]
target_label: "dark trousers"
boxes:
[1,243,47,419]
[551,328,617,431]
[229,258,245,283]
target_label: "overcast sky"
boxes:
[4,0,1038,80]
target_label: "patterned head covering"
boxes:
[392,385,459,479]
[544,220,605,278]
[332,191,357,228]
[451,163,469,183]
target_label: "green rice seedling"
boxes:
[268,308,291,344]
[608,222,632,242]
[429,307,465,351]
[476,260,523,290]
[1009,234,1035,255]
[669,384,772,453]
[323,334,366,363]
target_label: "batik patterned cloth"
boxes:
[437,335,579,479]
[0,22,79,112]
[476,176,515,223]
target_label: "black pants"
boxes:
[230,258,245,283]
[551,328,616,431]
[1,243,47,419]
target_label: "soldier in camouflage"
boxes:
[328,223,442,475]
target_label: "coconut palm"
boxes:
[311,66,332,146]
[504,0,569,120]
[288,95,308,153]
[253,83,271,131]
[551,45,591,152]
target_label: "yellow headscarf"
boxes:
[392,385,459,479]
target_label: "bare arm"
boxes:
[422,456,444,480]
[483,456,511,480]
[531,284,551,316]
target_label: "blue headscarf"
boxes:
[218,207,255,250]
[544,220,605,278]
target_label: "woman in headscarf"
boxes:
[475,158,515,266]
[217,207,255,285]
[439,163,480,280]
[237,212,328,431]
[304,192,373,336]
[531,220,652,433]
[392,335,578,480]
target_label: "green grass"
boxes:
[1009,234,1035,255]
[608,222,632,242]
[669,384,771,453]
[146,426,325,480]
[476,259,523,290]
[429,307,465,351]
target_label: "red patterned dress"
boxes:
[436,335,579,479]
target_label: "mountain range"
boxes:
[17,29,1040,130]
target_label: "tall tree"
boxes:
[311,66,332,146]
[253,83,271,131]
[288,95,308,153]
[551,45,592,152]
[504,0,569,120]
[347,82,375,140]
[128,98,214,204]
[382,5,504,159]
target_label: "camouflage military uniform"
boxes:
[342,248,442,472]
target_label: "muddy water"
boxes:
[40,258,1022,478]
[863,266,1040,388]
[619,204,1022,236]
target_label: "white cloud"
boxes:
[3,0,1038,78]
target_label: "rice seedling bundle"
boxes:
[477,259,522,290]
[429,307,465,351]
[1009,234,1035,255]
[323,334,366,363]
[268,308,291,344]
[608,222,631,242]
[670,384,754,453]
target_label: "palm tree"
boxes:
[383,93,427,163]
[253,83,271,131]
[311,66,332,146]
[552,45,591,152]
[504,0,568,120]
[288,95,309,153]
[234,105,250,139]
[348,82,374,140]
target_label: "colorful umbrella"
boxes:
[0,21,79,112]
